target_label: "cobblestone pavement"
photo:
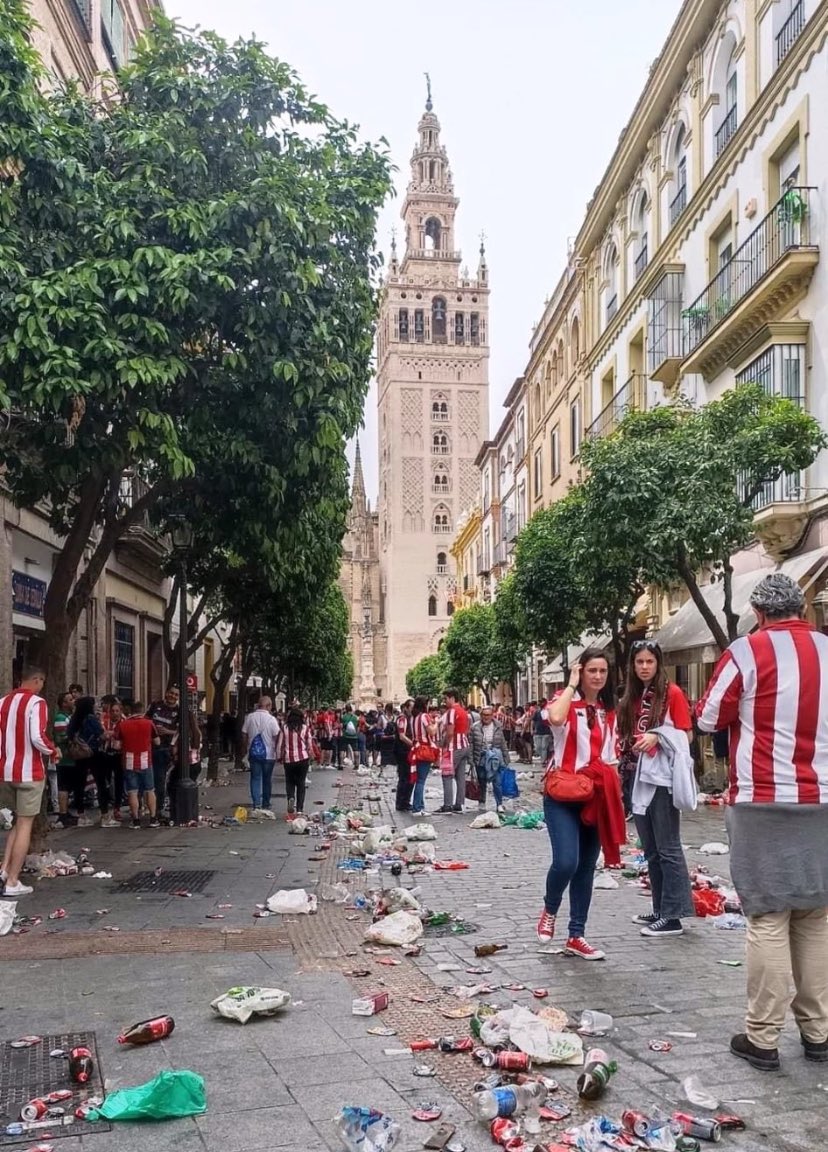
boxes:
[0,761,823,1152]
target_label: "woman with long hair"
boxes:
[67,696,117,827]
[538,648,619,960]
[410,695,439,817]
[617,639,695,938]
[277,706,313,818]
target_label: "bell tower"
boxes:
[376,83,490,700]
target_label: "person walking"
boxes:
[67,696,116,827]
[617,640,695,939]
[471,704,509,813]
[54,690,84,827]
[115,701,159,828]
[100,696,125,822]
[146,686,179,815]
[0,666,57,897]
[394,699,414,812]
[532,698,551,765]
[277,706,313,818]
[339,704,359,768]
[241,696,281,810]
[697,572,828,1071]
[410,696,439,817]
[437,689,472,813]
[538,649,620,961]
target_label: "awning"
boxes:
[541,632,612,680]
[653,544,828,662]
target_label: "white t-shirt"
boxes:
[242,710,281,759]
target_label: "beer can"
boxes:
[622,1110,651,1137]
[20,1099,48,1122]
[45,1090,72,1104]
[496,1050,531,1071]
[673,1113,722,1143]
[473,1046,497,1067]
[490,1117,519,1146]
[675,1139,702,1152]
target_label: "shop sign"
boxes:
[12,571,47,619]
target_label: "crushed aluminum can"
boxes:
[49,1049,66,1059]
[253,910,272,918]
[412,1103,442,1122]
[532,988,549,999]
[649,1039,673,1052]
[48,909,66,920]
[20,1100,47,1122]
[45,1091,72,1104]
[28,1145,56,1152]
[11,1036,42,1049]
[413,1063,437,1077]
[74,1098,103,1121]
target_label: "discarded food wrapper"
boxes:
[412,1104,442,1122]
[649,1040,673,1052]
[48,909,66,920]
[11,1037,42,1049]
[266,889,318,915]
[352,991,390,1016]
[683,1074,719,1110]
[233,806,248,823]
[210,986,291,1024]
[337,1106,400,1152]
[86,1069,206,1122]
[413,1063,436,1077]
[509,1006,585,1065]
[698,842,729,855]
[433,861,469,871]
[366,1025,396,1036]
[711,913,747,930]
[364,910,423,947]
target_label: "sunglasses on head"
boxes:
[631,640,660,653]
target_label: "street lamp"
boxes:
[170,517,197,826]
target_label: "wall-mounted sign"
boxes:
[12,571,47,619]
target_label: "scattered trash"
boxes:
[92,871,112,879]
[413,1064,436,1077]
[649,1040,673,1052]
[233,806,248,823]
[95,909,109,916]
[718,959,742,967]
[48,909,66,921]
[102,925,121,932]
[412,1104,443,1122]
[319,882,350,903]
[11,1037,42,1049]
[23,851,78,877]
[711,913,747,930]
[352,992,390,1016]
[698,842,729,855]
[666,1031,697,1039]
[205,914,224,920]
[673,1113,722,1142]
[433,861,469,871]
[405,823,438,841]
[68,1046,94,1084]
[288,818,309,835]
[171,890,192,898]
[266,889,318,915]
[364,910,424,947]
[425,1125,459,1151]
[210,987,290,1024]
[469,812,500,830]
[366,1026,396,1037]
[473,1081,545,1121]
[577,1047,618,1100]
[532,989,548,1000]
[118,1016,175,1045]
[437,963,463,972]
[593,873,620,890]
[49,1049,65,1059]
[693,888,726,918]
[0,902,16,936]
[510,1007,584,1066]
[683,1075,719,1110]
[474,943,507,957]
[87,1070,206,1122]
[579,1010,613,1035]
[499,811,545,830]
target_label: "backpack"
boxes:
[345,718,357,738]
[249,732,267,760]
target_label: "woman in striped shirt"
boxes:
[277,707,313,818]
[411,696,439,817]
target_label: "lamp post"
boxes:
[170,518,196,825]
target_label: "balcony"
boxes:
[503,513,517,542]
[647,265,684,385]
[477,555,491,576]
[777,0,804,66]
[118,473,166,564]
[587,372,646,439]
[634,241,649,283]
[436,564,448,575]
[407,248,462,261]
[605,293,618,324]
[669,184,687,228]
[715,105,738,157]
[432,410,449,422]
[493,540,508,567]
[515,437,526,461]
[682,188,818,377]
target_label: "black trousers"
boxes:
[285,759,309,813]
[395,754,412,811]
[90,751,112,815]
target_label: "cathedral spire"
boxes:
[351,439,367,514]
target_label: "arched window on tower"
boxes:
[432,393,449,421]
[433,469,449,494]
[432,431,449,455]
[398,308,409,341]
[432,297,447,343]
[433,504,452,534]
[424,217,442,251]
[437,551,448,574]
[571,316,580,362]
[428,594,437,617]
[446,601,455,617]
[455,312,465,345]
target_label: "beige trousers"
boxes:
[746,907,828,1049]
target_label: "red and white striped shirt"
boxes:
[697,620,828,804]
[413,713,437,750]
[0,689,56,783]
[441,706,469,750]
[278,724,313,763]
[550,692,617,773]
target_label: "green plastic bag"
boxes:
[89,1069,206,1123]
[516,811,544,830]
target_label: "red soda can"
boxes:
[622,1110,652,1137]
[673,1113,722,1142]
[410,1038,438,1051]
[20,1098,48,1122]
[496,1050,531,1071]
[491,1117,520,1145]
[46,1090,73,1104]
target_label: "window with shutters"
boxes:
[101,0,127,68]
[114,622,135,700]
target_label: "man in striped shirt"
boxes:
[438,689,471,813]
[0,666,57,898]
[697,573,828,1071]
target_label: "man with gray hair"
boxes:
[697,572,828,1071]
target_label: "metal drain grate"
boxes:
[0,1031,110,1145]
[116,868,215,894]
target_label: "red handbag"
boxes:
[544,767,595,803]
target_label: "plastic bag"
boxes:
[692,888,725,918]
[516,811,544,830]
[363,910,423,947]
[337,1106,400,1152]
[249,808,277,821]
[363,826,394,853]
[0,901,16,936]
[405,822,438,841]
[266,889,318,915]
[319,882,350,904]
[233,806,248,823]
[470,811,500,829]
[509,1006,584,1065]
[411,841,436,863]
[711,912,747,930]
[89,1070,206,1122]
[593,873,619,890]
[287,818,309,835]
[382,888,422,914]
[23,850,78,877]
[210,986,291,1024]
[500,767,520,799]
[479,1009,513,1048]
[698,842,729,855]
[683,1074,719,1109]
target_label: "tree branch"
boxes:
[721,558,739,643]
[676,543,729,652]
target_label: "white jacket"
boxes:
[631,724,698,815]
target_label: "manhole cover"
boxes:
[116,869,215,894]
[0,1031,110,1145]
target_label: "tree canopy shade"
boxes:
[405,653,447,702]
[0,0,392,689]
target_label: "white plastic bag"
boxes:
[266,889,318,915]
[509,1006,584,1065]
[699,842,729,855]
[288,818,309,835]
[210,986,291,1024]
[405,823,438,841]
[470,812,500,829]
[363,910,423,947]
[0,808,13,831]
[683,1074,719,1109]
[383,888,422,914]
[480,1010,514,1048]
[363,826,394,853]
[319,882,350,904]
[0,901,16,936]
[413,841,436,863]
[249,808,277,821]
[593,873,619,890]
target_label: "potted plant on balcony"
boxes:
[779,188,807,224]
[682,304,710,336]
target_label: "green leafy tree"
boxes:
[441,603,501,702]
[405,653,447,701]
[580,384,827,650]
[0,2,392,691]
[490,574,532,702]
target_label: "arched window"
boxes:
[432,296,447,342]
[431,393,449,421]
[398,308,409,341]
[669,124,689,227]
[433,504,452,534]
[556,339,565,383]
[428,594,437,617]
[604,243,619,326]
[437,551,447,571]
[424,217,442,251]
[432,431,449,454]
[446,601,455,617]
[714,36,738,156]
[633,192,650,280]
[433,469,449,493]
[571,316,580,362]
[534,381,541,424]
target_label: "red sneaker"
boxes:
[536,909,556,943]
[565,936,606,961]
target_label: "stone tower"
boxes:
[376,87,490,700]
[339,440,386,706]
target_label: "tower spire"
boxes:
[351,438,367,513]
[424,71,433,112]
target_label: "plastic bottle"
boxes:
[473,1081,545,1121]
[117,1016,175,1045]
[68,1047,94,1084]
[576,1047,618,1100]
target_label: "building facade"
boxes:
[375,94,490,700]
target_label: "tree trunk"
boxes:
[206,620,239,781]
[234,644,255,772]
[676,549,730,652]
[721,559,739,642]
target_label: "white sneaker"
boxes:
[100,818,118,828]
[76,816,93,827]
[478,802,486,811]
[2,881,33,897]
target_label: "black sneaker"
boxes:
[730,1032,780,1071]
[149,819,160,828]
[801,1034,828,1062]
[632,912,660,926]
[131,819,141,830]
[451,805,464,813]
[433,806,453,814]
[640,917,683,937]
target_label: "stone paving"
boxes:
[0,761,824,1151]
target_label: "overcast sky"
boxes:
[167,0,683,501]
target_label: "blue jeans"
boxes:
[634,786,694,920]
[543,794,601,938]
[477,765,503,808]
[412,762,431,813]
[358,733,367,766]
[249,758,275,809]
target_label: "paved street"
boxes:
[0,763,823,1152]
